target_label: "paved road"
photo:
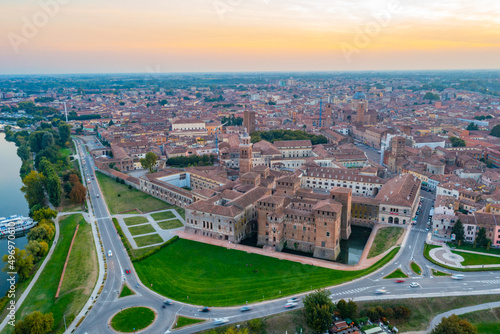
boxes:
[73,138,500,334]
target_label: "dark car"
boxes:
[198,307,210,312]
[240,306,252,312]
[164,300,172,305]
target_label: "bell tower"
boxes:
[239,129,252,176]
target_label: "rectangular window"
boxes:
[326,232,330,237]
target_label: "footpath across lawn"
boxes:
[2,214,97,334]
[368,227,404,258]
[96,172,183,215]
[134,239,398,306]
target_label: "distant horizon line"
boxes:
[2,68,500,77]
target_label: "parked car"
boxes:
[198,307,210,312]
[240,306,252,312]
[285,302,298,308]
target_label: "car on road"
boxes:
[285,302,298,308]
[409,282,420,288]
[163,300,172,305]
[198,307,210,312]
[374,289,387,294]
[425,228,430,231]
[394,279,405,283]
[451,274,465,280]
[213,318,229,326]
[96,194,100,198]
[125,269,131,274]
[286,297,299,303]
[240,306,252,312]
[108,250,112,257]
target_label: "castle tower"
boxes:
[239,129,252,176]
[312,200,342,261]
[257,195,285,248]
[330,187,352,240]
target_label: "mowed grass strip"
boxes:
[151,211,176,221]
[411,261,422,275]
[173,316,206,329]
[384,268,408,279]
[6,214,96,334]
[129,224,156,236]
[111,307,156,332]
[158,219,183,230]
[119,284,135,298]
[123,216,149,226]
[96,172,168,214]
[368,226,404,258]
[134,239,399,306]
[452,251,500,266]
[134,234,164,247]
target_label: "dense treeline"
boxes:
[166,155,215,168]
[250,129,328,145]
[221,115,243,126]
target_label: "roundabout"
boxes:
[110,306,157,333]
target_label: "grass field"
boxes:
[432,269,450,276]
[173,316,206,329]
[129,224,156,236]
[158,219,183,230]
[411,261,422,275]
[151,211,176,221]
[357,295,500,332]
[459,307,500,334]
[3,214,97,334]
[448,243,500,256]
[367,227,404,258]
[112,218,164,259]
[452,250,500,266]
[383,268,408,279]
[96,172,181,214]
[134,234,164,247]
[119,284,134,298]
[111,307,156,332]
[134,239,399,306]
[123,216,149,226]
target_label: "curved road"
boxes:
[74,138,500,334]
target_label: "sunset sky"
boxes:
[2,0,500,74]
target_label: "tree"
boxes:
[490,124,500,138]
[366,307,380,321]
[475,227,489,248]
[423,92,440,101]
[303,289,335,332]
[336,299,348,318]
[58,122,71,146]
[346,300,358,318]
[32,208,57,222]
[21,171,46,208]
[26,240,49,260]
[68,173,80,185]
[449,136,466,147]
[2,248,34,281]
[108,119,114,127]
[69,182,87,204]
[451,220,465,244]
[466,122,478,131]
[13,311,54,334]
[393,306,411,319]
[140,152,158,172]
[431,314,477,334]
[38,158,62,207]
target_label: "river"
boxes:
[0,133,29,296]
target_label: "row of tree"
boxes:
[250,129,328,145]
[166,154,215,168]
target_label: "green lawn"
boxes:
[151,211,176,221]
[432,269,450,276]
[111,307,156,332]
[129,224,156,236]
[459,307,500,334]
[448,242,500,256]
[173,316,206,329]
[3,214,97,334]
[60,147,74,157]
[452,251,500,266]
[134,234,164,247]
[96,172,177,214]
[158,219,183,230]
[123,216,149,226]
[119,284,135,298]
[424,244,500,272]
[368,227,404,258]
[411,261,422,275]
[134,239,399,306]
[384,268,408,279]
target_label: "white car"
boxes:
[409,282,420,288]
[286,297,299,303]
[451,274,465,280]
[108,250,112,257]
[213,318,229,326]
[374,289,387,294]
[285,302,298,308]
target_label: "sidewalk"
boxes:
[428,244,500,269]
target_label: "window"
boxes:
[326,232,330,237]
